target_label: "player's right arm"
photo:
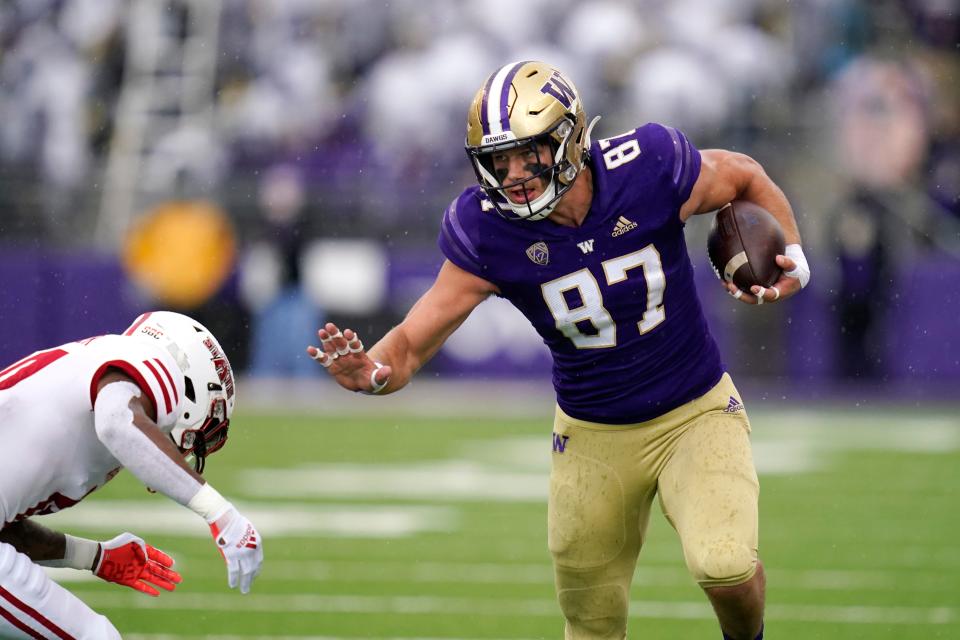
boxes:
[0,519,72,564]
[93,370,263,593]
[308,259,498,394]
[94,370,205,497]
[0,517,182,596]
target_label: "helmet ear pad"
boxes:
[549,117,578,184]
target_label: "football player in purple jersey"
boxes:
[309,60,810,640]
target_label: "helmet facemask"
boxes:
[177,387,230,474]
[468,116,580,221]
[465,61,597,222]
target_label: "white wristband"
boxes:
[784,244,810,289]
[187,483,232,524]
[38,534,99,570]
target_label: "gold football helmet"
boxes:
[465,61,599,221]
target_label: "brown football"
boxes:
[707,200,785,291]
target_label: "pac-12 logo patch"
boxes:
[526,241,549,266]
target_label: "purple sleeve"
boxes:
[437,193,485,278]
[656,124,701,206]
[625,123,701,209]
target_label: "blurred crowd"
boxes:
[0,0,958,381]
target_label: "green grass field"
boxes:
[43,398,959,639]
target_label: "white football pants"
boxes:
[0,542,120,639]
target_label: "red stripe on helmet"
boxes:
[123,312,153,336]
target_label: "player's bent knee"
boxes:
[0,543,50,598]
[90,615,122,640]
[557,584,628,639]
[690,541,757,588]
[0,542,121,640]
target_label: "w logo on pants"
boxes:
[552,433,570,453]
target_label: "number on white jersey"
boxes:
[0,348,68,390]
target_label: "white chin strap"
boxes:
[505,180,561,221]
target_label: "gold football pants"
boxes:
[548,373,759,639]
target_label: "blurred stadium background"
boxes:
[1,0,958,638]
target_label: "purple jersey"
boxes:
[438,123,724,423]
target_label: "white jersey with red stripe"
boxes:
[0,334,184,528]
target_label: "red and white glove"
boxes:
[188,484,263,594]
[93,532,181,596]
[209,508,263,594]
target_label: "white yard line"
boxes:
[241,378,555,418]
[240,462,548,502]
[195,560,936,592]
[75,592,957,625]
[237,415,960,504]
[239,378,960,429]
[39,501,457,538]
[53,558,944,593]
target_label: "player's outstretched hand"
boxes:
[209,507,263,594]
[307,322,392,394]
[723,254,804,305]
[93,532,182,596]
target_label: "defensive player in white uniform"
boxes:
[0,311,264,639]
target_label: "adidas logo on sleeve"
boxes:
[723,396,744,413]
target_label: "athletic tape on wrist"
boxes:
[38,534,99,570]
[68,535,101,571]
[784,244,810,289]
[187,483,232,524]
